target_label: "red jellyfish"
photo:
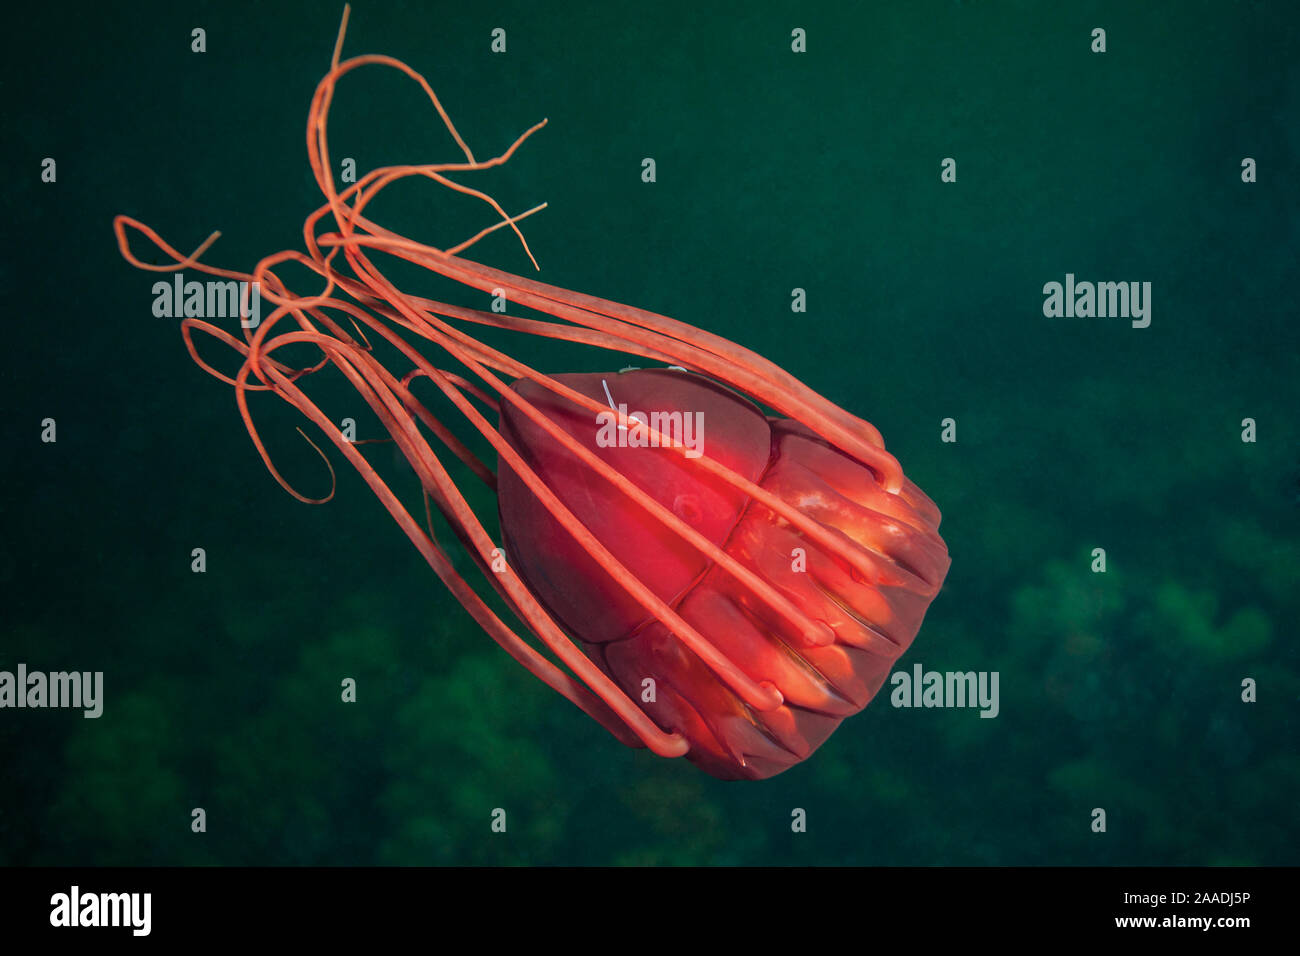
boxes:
[114,6,949,779]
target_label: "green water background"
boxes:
[2,0,1297,864]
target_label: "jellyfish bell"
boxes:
[499,368,948,779]
[113,5,949,781]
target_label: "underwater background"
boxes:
[2,0,1296,865]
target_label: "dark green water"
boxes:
[3,0,1296,865]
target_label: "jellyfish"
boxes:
[114,6,949,779]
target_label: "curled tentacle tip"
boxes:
[663,733,690,758]
[804,621,837,648]
[646,731,690,758]
[757,680,785,710]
